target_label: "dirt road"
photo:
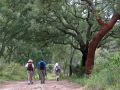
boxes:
[0,80,84,90]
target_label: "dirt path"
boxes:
[0,80,84,90]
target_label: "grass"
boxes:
[0,62,27,82]
[0,60,58,83]
[33,72,56,80]
[0,52,119,90]
[67,52,120,90]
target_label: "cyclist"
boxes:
[37,58,46,84]
[53,63,61,81]
[25,59,34,85]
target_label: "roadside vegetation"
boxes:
[68,51,120,90]
[0,60,26,82]
[0,0,120,90]
[0,50,120,90]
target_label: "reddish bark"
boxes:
[85,14,120,74]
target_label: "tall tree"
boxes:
[34,0,120,75]
[85,0,120,74]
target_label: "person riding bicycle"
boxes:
[37,58,46,84]
[25,59,34,85]
[53,63,61,81]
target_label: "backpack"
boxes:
[39,61,45,70]
[55,66,60,72]
[27,63,33,71]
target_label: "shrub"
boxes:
[72,64,85,76]
[0,62,26,81]
[85,52,120,90]
[46,64,54,73]
[69,52,120,90]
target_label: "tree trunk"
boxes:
[69,58,73,77]
[69,49,75,77]
[79,45,88,75]
[81,52,86,67]
[85,14,120,74]
[0,43,5,57]
[81,46,88,67]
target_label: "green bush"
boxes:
[0,62,26,81]
[69,52,120,90]
[72,64,85,76]
[85,52,120,90]
[46,64,54,73]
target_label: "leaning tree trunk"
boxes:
[85,13,120,74]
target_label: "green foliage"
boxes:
[86,52,120,90]
[0,0,119,86]
[0,0,119,67]
[0,61,26,82]
[46,64,54,73]
[69,51,120,90]
[72,64,85,76]
[114,0,120,14]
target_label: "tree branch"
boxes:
[56,27,76,37]
[70,43,80,50]
[96,16,107,26]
